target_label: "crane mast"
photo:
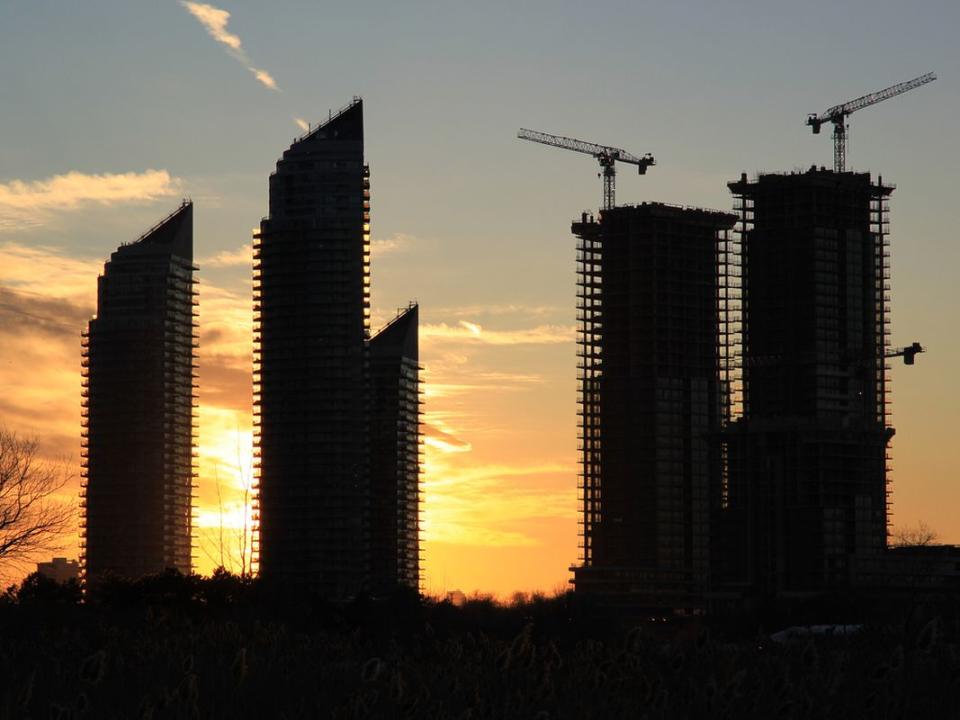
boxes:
[806,72,936,172]
[517,128,655,210]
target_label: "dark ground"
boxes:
[2,570,959,719]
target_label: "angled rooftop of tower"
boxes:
[117,200,193,261]
[285,97,363,156]
[371,304,418,362]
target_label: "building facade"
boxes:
[718,169,894,597]
[253,99,373,595]
[369,304,421,593]
[81,201,197,580]
[571,203,736,610]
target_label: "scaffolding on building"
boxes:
[80,201,198,581]
[720,169,895,595]
[871,177,894,536]
[574,212,602,567]
[717,219,743,509]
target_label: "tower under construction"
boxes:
[253,99,371,595]
[571,202,736,610]
[254,98,421,596]
[717,168,894,598]
[81,201,197,580]
[369,304,422,593]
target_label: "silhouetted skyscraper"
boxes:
[719,168,893,597]
[571,203,736,610]
[369,304,421,593]
[81,201,197,580]
[253,99,372,595]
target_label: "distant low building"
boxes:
[853,545,960,594]
[36,557,80,584]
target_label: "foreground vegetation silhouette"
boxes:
[3,569,960,718]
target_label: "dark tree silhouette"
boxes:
[0,428,73,574]
[890,520,939,548]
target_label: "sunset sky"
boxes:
[1,1,958,594]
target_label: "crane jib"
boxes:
[818,72,936,122]
[806,72,936,173]
[517,127,655,210]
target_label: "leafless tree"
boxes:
[235,430,252,579]
[197,427,253,579]
[0,429,74,574]
[889,520,939,548]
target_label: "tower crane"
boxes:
[886,342,925,366]
[517,128,655,210]
[807,72,936,173]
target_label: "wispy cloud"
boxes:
[180,1,241,50]
[248,67,277,90]
[371,233,415,257]
[180,1,280,92]
[423,376,542,400]
[422,458,576,547]
[0,242,103,302]
[196,282,252,369]
[199,243,252,268]
[0,287,91,340]
[423,422,473,454]
[0,243,99,466]
[293,117,310,132]
[0,170,179,231]
[431,303,563,319]
[422,320,575,346]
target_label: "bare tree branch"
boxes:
[0,428,74,577]
[236,427,250,579]
[889,520,939,548]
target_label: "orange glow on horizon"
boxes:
[1,233,955,598]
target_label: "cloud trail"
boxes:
[199,243,252,268]
[371,233,415,257]
[249,68,277,90]
[0,170,178,211]
[180,2,280,91]
[422,320,575,346]
[0,171,180,232]
[180,1,241,50]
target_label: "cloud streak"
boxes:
[421,458,576,547]
[180,1,241,50]
[422,320,575,346]
[249,67,277,90]
[0,170,178,210]
[181,1,281,92]
[199,243,252,268]
[371,233,415,258]
[0,170,180,231]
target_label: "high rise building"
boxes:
[718,168,893,597]
[369,304,421,593]
[253,99,372,595]
[570,203,736,610]
[81,201,197,580]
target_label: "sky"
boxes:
[0,0,958,595]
